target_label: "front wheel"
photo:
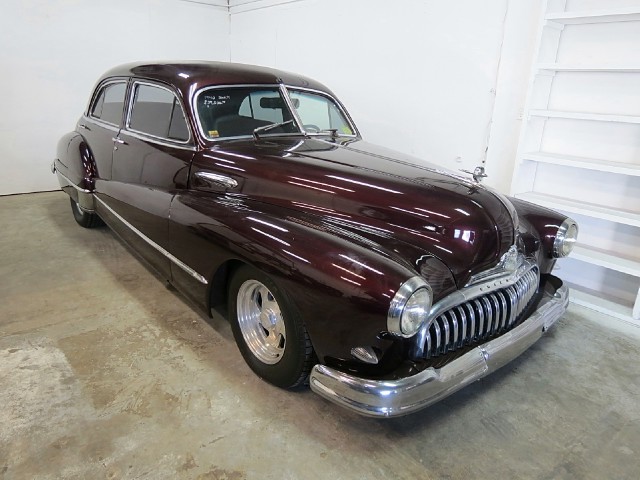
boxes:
[228,265,314,388]
[70,197,103,228]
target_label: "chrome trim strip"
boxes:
[280,84,305,133]
[457,305,467,347]
[442,314,450,350]
[466,303,476,340]
[56,171,92,194]
[497,291,508,330]
[481,296,493,335]
[310,284,569,418]
[94,196,208,285]
[435,259,535,319]
[466,245,523,287]
[84,116,121,133]
[119,129,197,152]
[475,298,485,338]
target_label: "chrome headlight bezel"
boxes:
[553,218,578,258]
[387,276,433,338]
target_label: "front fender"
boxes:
[169,191,420,373]
[509,197,569,274]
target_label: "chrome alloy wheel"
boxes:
[236,279,287,365]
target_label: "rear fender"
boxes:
[54,132,97,211]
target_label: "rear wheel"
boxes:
[70,197,103,228]
[228,265,314,388]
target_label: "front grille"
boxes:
[423,267,539,359]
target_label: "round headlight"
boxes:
[400,288,432,336]
[388,277,433,337]
[553,218,578,258]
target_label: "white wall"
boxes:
[1,0,541,195]
[229,0,542,193]
[0,0,229,196]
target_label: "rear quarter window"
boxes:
[90,82,126,126]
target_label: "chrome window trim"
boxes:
[191,83,359,142]
[121,129,197,152]
[284,85,360,138]
[125,80,194,146]
[94,196,208,285]
[87,79,128,128]
[83,115,120,133]
[280,83,305,133]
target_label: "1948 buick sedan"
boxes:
[53,61,577,417]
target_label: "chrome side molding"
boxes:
[94,196,208,285]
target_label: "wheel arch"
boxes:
[170,194,418,369]
[54,132,98,211]
[207,258,246,313]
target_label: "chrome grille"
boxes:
[423,267,539,359]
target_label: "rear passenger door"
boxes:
[82,79,128,182]
[100,80,194,279]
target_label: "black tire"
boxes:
[70,197,103,228]
[228,265,314,389]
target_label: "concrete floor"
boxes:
[1,191,640,480]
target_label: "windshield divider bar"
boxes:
[279,84,306,136]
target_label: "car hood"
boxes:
[197,137,517,287]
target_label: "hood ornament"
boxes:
[460,166,488,183]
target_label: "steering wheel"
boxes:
[303,124,320,133]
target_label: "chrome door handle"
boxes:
[78,124,89,130]
[195,171,238,189]
[112,137,126,144]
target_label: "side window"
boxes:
[128,83,189,142]
[90,82,126,126]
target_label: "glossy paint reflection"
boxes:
[190,136,517,286]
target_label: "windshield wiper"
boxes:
[253,119,295,140]
[318,128,339,138]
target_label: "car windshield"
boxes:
[289,90,353,136]
[195,86,354,140]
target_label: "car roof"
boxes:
[99,61,333,97]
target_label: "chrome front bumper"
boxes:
[310,285,569,418]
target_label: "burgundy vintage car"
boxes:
[53,61,577,417]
